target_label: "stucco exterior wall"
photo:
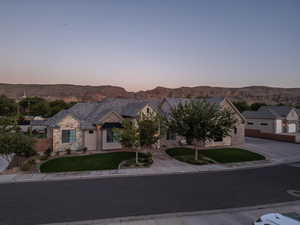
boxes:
[230,123,245,145]
[220,100,245,146]
[160,135,186,148]
[287,109,299,121]
[205,136,232,147]
[52,115,84,152]
[245,118,276,134]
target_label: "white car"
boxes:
[254,213,300,225]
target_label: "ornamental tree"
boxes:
[115,119,140,163]
[166,100,236,160]
[115,113,162,164]
[0,117,36,163]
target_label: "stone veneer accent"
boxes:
[52,115,84,152]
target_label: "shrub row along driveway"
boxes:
[40,152,147,173]
[166,147,265,164]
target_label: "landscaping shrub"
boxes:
[45,148,52,156]
[39,155,48,161]
[20,159,36,171]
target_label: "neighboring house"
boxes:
[243,106,299,134]
[297,109,300,131]
[19,116,46,133]
[44,98,245,153]
[30,118,47,133]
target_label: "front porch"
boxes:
[83,122,123,152]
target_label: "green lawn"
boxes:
[40,152,147,173]
[166,147,265,164]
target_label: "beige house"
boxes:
[45,98,245,153]
[243,106,299,134]
[159,98,245,148]
[297,109,300,131]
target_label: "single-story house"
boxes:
[30,119,47,133]
[18,116,46,133]
[243,106,299,134]
[297,109,300,131]
[44,97,245,153]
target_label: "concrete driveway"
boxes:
[244,137,300,163]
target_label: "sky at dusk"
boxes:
[0,0,299,91]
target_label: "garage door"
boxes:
[288,124,296,133]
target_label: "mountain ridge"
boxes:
[0,83,299,105]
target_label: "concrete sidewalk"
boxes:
[1,138,300,184]
[0,156,282,184]
[41,201,300,225]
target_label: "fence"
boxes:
[245,129,296,143]
[33,138,52,153]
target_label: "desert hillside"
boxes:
[0,83,300,105]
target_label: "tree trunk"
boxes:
[194,145,198,161]
[135,151,139,164]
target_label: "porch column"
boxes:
[96,125,102,151]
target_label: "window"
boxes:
[106,128,115,143]
[62,129,76,143]
[146,107,150,114]
[89,130,94,134]
[167,129,176,140]
[260,123,268,126]
[247,122,254,125]
[214,135,223,142]
[234,127,237,135]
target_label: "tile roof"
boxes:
[165,97,224,108]
[45,98,161,128]
[258,106,293,117]
[30,120,47,126]
[243,110,281,119]
[45,97,227,128]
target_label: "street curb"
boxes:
[0,158,298,184]
[40,200,300,225]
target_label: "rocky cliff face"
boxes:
[0,84,134,102]
[136,86,300,104]
[0,83,300,105]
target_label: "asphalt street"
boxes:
[0,164,300,225]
